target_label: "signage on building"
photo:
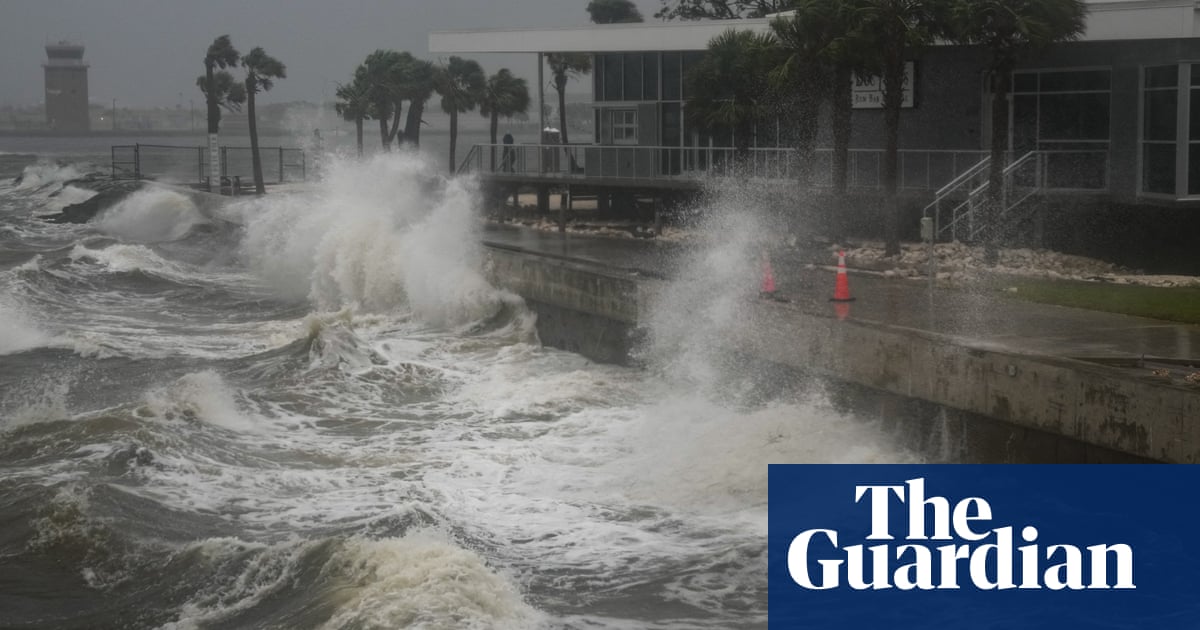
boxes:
[852,62,915,109]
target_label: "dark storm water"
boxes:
[0,143,915,629]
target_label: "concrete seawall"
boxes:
[483,243,1197,464]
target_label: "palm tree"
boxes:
[587,0,644,23]
[335,68,372,157]
[951,0,1087,256]
[545,53,592,168]
[479,69,531,170]
[399,57,435,148]
[241,47,286,195]
[655,0,789,20]
[855,0,953,256]
[684,29,778,158]
[361,50,407,151]
[199,35,242,188]
[769,2,840,185]
[434,56,486,172]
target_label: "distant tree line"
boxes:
[333,51,532,172]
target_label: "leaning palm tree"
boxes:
[361,49,408,151]
[399,57,436,147]
[479,69,531,170]
[685,29,778,159]
[951,0,1087,256]
[545,53,591,168]
[241,47,286,195]
[855,0,953,256]
[434,56,486,172]
[335,68,372,157]
[199,35,242,188]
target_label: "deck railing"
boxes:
[458,143,1022,193]
[111,143,306,185]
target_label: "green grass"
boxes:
[997,278,1200,325]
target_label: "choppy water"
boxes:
[0,147,918,629]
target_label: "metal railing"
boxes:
[459,143,999,193]
[925,149,1109,242]
[111,143,306,186]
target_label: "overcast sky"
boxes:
[1,0,662,108]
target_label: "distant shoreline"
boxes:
[0,127,300,137]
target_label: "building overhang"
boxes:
[429,19,772,54]
[430,0,1200,55]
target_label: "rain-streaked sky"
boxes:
[1,0,661,108]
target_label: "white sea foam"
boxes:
[318,532,543,630]
[142,371,261,434]
[13,161,85,192]
[0,301,52,355]
[96,188,206,243]
[162,532,541,630]
[41,184,98,213]
[237,153,507,326]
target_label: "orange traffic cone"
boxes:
[830,250,856,302]
[760,254,777,296]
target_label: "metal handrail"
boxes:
[936,150,1040,241]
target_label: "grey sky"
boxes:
[1,0,662,108]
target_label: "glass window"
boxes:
[1143,144,1176,194]
[662,52,681,101]
[1039,93,1110,140]
[682,52,704,99]
[1040,70,1110,92]
[1145,65,1178,89]
[1013,73,1037,93]
[623,53,642,101]
[1189,144,1200,194]
[603,53,622,101]
[1143,89,1177,141]
[593,55,604,101]
[612,109,637,144]
[643,53,659,101]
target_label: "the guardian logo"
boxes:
[787,478,1135,591]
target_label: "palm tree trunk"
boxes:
[404,100,424,147]
[882,54,904,257]
[248,87,265,196]
[556,84,576,171]
[379,114,390,151]
[985,66,1012,261]
[388,105,403,146]
[832,65,852,196]
[355,117,363,157]
[449,110,458,173]
[205,63,219,191]
[490,111,499,171]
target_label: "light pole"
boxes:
[112,98,117,131]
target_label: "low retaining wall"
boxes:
[483,243,1198,463]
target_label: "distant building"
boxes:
[44,42,89,132]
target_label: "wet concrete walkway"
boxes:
[481,224,1200,365]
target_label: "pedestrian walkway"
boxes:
[481,223,1200,364]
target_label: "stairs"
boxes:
[923,151,1044,243]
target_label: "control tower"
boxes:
[44,42,90,132]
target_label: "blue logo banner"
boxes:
[768,465,1200,629]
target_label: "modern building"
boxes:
[44,42,90,132]
[431,0,1200,271]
